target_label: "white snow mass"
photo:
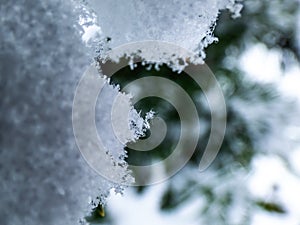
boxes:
[0,0,242,224]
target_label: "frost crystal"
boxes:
[87,0,243,69]
[0,0,136,224]
[129,110,155,139]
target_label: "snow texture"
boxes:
[87,0,243,70]
[0,0,243,224]
[0,0,135,224]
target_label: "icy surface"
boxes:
[0,0,135,224]
[87,0,243,69]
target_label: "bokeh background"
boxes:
[87,0,300,224]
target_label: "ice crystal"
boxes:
[87,0,243,70]
[0,0,136,224]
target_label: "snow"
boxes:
[86,0,243,70]
[248,155,300,225]
[240,43,300,103]
[240,44,283,83]
[238,43,300,225]
[0,0,139,224]
[5,0,299,225]
[108,185,203,225]
[105,166,251,225]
